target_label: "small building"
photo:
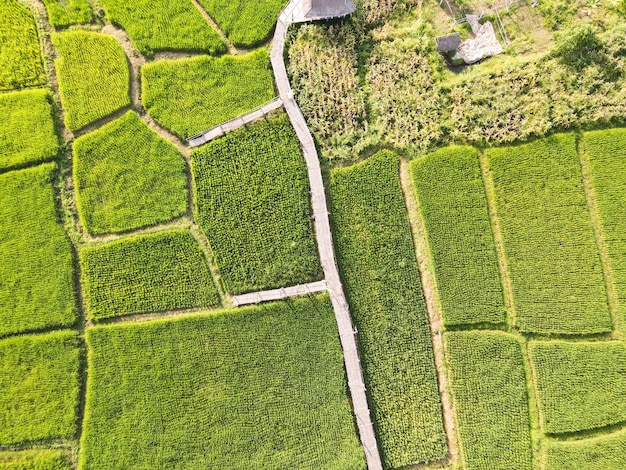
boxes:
[296,0,355,21]
[436,33,461,53]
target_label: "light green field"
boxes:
[0,450,70,470]
[0,164,77,337]
[42,0,92,27]
[329,151,447,468]
[543,428,626,470]
[0,89,59,171]
[80,295,365,469]
[73,111,187,235]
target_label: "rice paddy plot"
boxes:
[0,164,77,337]
[329,151,447,468]
[0,0,46,90]
[142,49,275,139]
[191,115,320,294]
[42,0,92,27]
[412,146,506,327]
[543,428,626,470]
[487,133,611,335]
[79,229,219,320]
[79,295,366,469]
[73,111,187,235]
[0,89,59,172]
[99,0,225,57]
[0,330,80,445]
[52,31,130,131]
[0,450,70,470]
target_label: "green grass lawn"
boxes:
[543,428,626,470]
[412,146,506,327]
[80,229,219,319]
[445,331,532,470]
[142,49,275,139]
[0,89,59,171]
[0,330,80,445]
[0,164,77,337]
[487,133,611,335]
[191,115,321,295]
[52,31,130,131]
[42,0,92,27]
[0,450,70,470]
[329,151,447,468]
[79,295,365,469]
[73,111,187,235]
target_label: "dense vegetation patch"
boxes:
[543,428,626,470]
[192,115,320,294]
[142,50,275,139]
[0,331,80,445]
[80,295,365,469]
[487,133,611,335]
[0,164,77,337]
[0,0,46,90]
[445,331,532,470]
[0,89,59,171]
[412,146,505,327]
[0,450,70,470]
[99,0,224,57]
[196,0,285,47]
[73,111,187,235]
[80,230,219,320]
[329,151,447,468]
[530,340,626,435]
[52,31,130,131]
[584,128,626,336]
[42,0,92,28]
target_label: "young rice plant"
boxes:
[543,428,626,469]
[0,450,70,470]
[42,0,92,27]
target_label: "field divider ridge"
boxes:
[232,280,328,306]
[269,6,383,469]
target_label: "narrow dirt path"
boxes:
[190,0,241,56]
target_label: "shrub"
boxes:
[487,134,611,335]
[80,229,219,320]
[0,164,77,337]
[552,24,606,71]
[529,340,626,435]
[0,450,70,470]
[543,428,626,469]
[0,331,80,445]
[142,49,275,139]
[0,89,59,171]
[42,0,92,27]
[73,111,187,235]
[79,295,366,469]
[444,331,532,470]
[99,0,224,57]
[191,115,321,294]
[329,151,447,468]
[0,0,46,90]
[196,0,285,47]
[52,31,130,131]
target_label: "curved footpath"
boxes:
[270,6,384,469]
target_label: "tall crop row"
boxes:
[444,331,533,470]
[80,229,219,319]
[0,164,77,337]
[42,0,92,28]
[329,151,447,468]
[142,49,275,139]
[412,146,506,327]
[487,133,611,335]
[79,295,366,469]
[99,0,224,57]
[73,111,188,235]
[52,31,130,132]
[191,115,321,295]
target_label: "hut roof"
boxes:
[436,33,461,52]
[301,0,355,19]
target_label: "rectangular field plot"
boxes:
[0,0,45,90]
[529,340,626,435]
[100,0,224,57]
[80,295,365,470]
[0,89,59,171]
[52,31,130,131]
[445,331,532,470]
[584,128,626,335]
[191,115,321,295]
[487,133,611,335]
[80,229,219,320]
[0,164,77,337]
[42,0,92,27]
[142,49,275,139]
[0,331,80,445]
[412,146,505,327]
[329,151,447,468]
[543,428,626,470]
[0,450,69,470]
